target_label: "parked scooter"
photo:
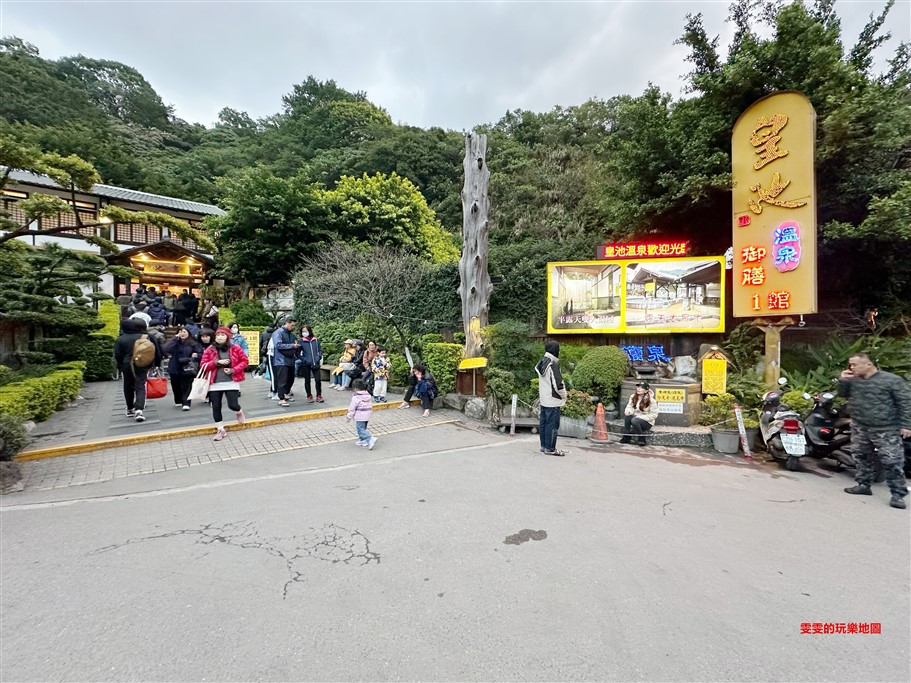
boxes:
[758,378,807,471]
[803,391,853,468]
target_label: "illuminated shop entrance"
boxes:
[106,240,215,298]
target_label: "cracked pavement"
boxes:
[92,520,380,599]
[2,421,909,681]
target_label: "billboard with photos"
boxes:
[547,257,725,334]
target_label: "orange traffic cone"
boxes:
[589,402,610,444]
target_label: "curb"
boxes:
[16,400,419,462]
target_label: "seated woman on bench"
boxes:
[621,381,659,446]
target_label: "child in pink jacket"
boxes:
[347,379,377,449]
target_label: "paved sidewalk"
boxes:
[16,406,460,491]
[25,376,396,451]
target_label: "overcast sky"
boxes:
[1,1,908,131]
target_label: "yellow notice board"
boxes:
[547,257,725,334]
[241,331,260,366]
[655,388,685,403]
[732,91,817,317]
[701,358,728,395]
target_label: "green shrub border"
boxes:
[98,300,122,337]
[0,361,86,422]
[423,342,462,396]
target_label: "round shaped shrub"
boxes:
[572,346,629,399]
[230,300,273,327]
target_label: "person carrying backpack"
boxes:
[113,318,162,423]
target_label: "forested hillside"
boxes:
[1,0,909,322]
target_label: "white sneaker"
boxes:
[134,410,145,423]
[355,439,367,447]
[182,405,190,411]
[368,436,377,450]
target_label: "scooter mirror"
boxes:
[822,392,834,401]
[803,392,811,400]
[778,377,788,386]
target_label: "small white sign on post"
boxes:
[733,404,753,460]
[510,394,518,436]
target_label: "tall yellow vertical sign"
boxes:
[732,92,817,317]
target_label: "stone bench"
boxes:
[600,419,712,448]
[319,364,336,382]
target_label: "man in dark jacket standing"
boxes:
[839,353,911,509]
[270,316,299,407]
[113,318,162,423]
[534,340,568,457]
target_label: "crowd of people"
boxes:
[119,284,221,329]
[258,318,437,417]
[114,310,437,443]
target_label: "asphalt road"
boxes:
[2,423,909,682]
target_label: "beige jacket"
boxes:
[625,391,659,425]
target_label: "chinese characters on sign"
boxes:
[701,358,728,395]
[732,92,817,317]
[620,345,671,363]
[773,221,801,272]
[597,242,687,260]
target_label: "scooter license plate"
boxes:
[780,433,805,455]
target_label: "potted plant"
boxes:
[699,392,741,454]
[558,389,595,439]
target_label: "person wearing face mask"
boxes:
[163,326,203,410]
[228,322,249,356]
[296,325,324,403]
[199,326,249,441]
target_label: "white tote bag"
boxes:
[188,365,211,402]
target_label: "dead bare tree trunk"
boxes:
[459,132,492,359]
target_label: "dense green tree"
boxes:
[320,172,459,263]
[203,167,332,288]
[56,56,172,129]
[316,126,464,231]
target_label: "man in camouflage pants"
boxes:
[839,353,910,509]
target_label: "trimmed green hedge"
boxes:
[0,412,29,460]
[0,361,86,422]
[98,300,122,337]
[572,346,629,400]
[81,334,116,382]
[423,342,462,396]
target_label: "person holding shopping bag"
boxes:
[199,326,249,441]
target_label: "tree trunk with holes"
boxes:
[459,132,492,359]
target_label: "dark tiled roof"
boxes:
[5,169,225,216]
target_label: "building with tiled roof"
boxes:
[2,170,224,298]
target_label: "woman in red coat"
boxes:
[200,326,249,441]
